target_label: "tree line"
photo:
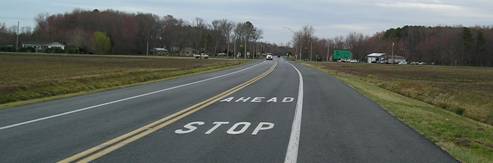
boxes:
[0,9,289,57]
[292,25,493,66]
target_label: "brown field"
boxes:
[0,54,245,105]
[314,62,493,125]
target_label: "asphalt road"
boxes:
[0,57,456,163]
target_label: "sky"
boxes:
[1,0,492,44]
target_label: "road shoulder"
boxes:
[303,62,493,163]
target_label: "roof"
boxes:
[23,42,64,46]
[368,53,386,57]
[47,42,64,46]
[153,48,168,51]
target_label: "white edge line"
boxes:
[0,61,267,130]
[284,62,304,163]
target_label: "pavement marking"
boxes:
[58,62,278,163]
[284,62,304,163]
[174,121,274,135]
[0,61,267,131]
[219,96,295,103]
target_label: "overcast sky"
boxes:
[1,0,492,44]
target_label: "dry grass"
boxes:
[316,63,493,125]
[0,54,245,105]
[305,62,493,163]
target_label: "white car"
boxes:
[193,53,209,59]
[266,55,273,60]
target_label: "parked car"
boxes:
[193,53,209,59]
[398,61,408,64]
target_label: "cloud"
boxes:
[375,1,493,19]
[376,2,462,11]
[1,0,492,43]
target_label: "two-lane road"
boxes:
[0,57,456,162]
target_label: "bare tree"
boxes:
[217,20,235,57]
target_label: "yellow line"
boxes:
[58,62,277,163]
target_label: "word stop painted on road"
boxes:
[174,121,275,135]
[220,97,295,103]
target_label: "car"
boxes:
[193,53,209,59]
[266,55,273,60]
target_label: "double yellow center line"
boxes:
[59,61,278,163]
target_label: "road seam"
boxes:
[0,61,266,131]
[58,62,278,163]
[284,62,304,163]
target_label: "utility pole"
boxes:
[226,35,230,59]
[310,38,313,61]
[16,21,20,52]
[146,39,149,56]
[391,42,395,64]
[253,41,256,59]
[326,41,330,62]
[299,46,302,60]
[233,36,237,59]
[233,36,236,59]
[244,37,247,60]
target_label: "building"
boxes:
[22,43,44,50]
[22,42,65,51]
[367,53,386,63]
[46,42,65,50]
[151,48,168,55]
[367,53,407,64]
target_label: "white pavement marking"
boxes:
[284,62,304,163]
[0,61,267,131]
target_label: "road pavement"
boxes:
[0,57,456,163]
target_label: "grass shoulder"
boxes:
[303,62,493,163]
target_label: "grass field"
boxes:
[0,54,246,106]
[315,63,493,125]
[305,62,493,162]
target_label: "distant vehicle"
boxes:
[410,61,425,65]
[266,55,273,60]
[277,55,281,58]
[193,53,209,59]
[398,61,408,65]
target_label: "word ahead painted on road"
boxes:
[175,121,274,135]
[220,97,295,103]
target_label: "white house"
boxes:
[367,53,386,63]
[22,43,44,50]
[46,42,65,50]
[368,53,407,64]
[24,42,65,51]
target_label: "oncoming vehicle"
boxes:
[266,55,273,60]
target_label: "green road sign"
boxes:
[332,50,352,61]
